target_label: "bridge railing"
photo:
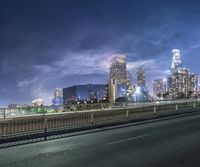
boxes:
[0,99,198,119]
[0,100,199,139]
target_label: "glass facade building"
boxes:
[63,84,108,104]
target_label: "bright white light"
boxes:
[172,49,180,53]
[136,87,141,94]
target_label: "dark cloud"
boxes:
[0,0,200,106]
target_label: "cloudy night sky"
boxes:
[0,0,200,106]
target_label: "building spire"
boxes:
[171,49,181,70]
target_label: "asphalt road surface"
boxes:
[1,112,200,167]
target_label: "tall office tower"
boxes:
[189,73,198,97]
[109,54,127,103]
[153,79,167,98]
[170,68,190,98]
[171,49,182,71]
[109,54,127,84]
[54,88,63,98]
[168,49,183,98]
[137,66,145,87]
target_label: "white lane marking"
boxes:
[105,134,150,146]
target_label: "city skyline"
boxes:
[2,48,200,106]
[1,0,200,106]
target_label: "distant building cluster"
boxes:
[167,49,198,99]
[108,54,148,103]
[153,49,199,99]
[62,53,149,105]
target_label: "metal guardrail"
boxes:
[0,99,198,118]
[0,100,199,141]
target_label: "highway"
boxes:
[1,112,200,167]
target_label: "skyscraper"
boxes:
[189,73,198,97]
[108,54,128,103]
[167,73,172,93]
[109,54,127,84]
[153,79,167,98]
[170,67,190,98]
[137,66,145,87]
